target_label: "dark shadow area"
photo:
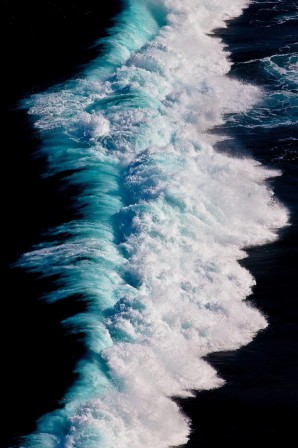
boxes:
[0,1,121,446]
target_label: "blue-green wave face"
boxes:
[19,0,288,447]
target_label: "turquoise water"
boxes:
[18,1,289,447]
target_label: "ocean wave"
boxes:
[18,1,288,447]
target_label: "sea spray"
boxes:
[19,0,288,446]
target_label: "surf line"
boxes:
[19,1,288,447]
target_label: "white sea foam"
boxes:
[20,0,288,447]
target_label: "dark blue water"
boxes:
[1,1,297,447]
[181,1,298,446]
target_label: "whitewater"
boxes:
[18,0,288,447]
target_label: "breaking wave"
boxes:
[18,1,288,446]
